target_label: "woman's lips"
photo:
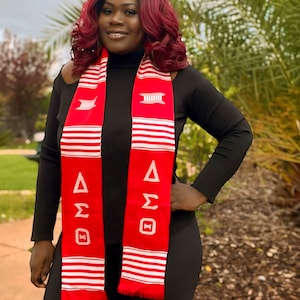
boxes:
[107,32,128,39]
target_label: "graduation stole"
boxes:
[60,48,175,300]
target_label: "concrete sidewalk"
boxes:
[0,149,56,299]
[0,217,61,300]
[0,149,35,155]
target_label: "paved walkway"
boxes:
[0,148,54,299]
[0,216,61,300]
[0,149,36,155]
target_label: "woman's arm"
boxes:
[31,78,62,241]
[172,66,252,208]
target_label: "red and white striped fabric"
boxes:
[61,48,174,300]
[62,256,105,291]
[121,246,167,285]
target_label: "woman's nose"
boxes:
[109,11,124,25]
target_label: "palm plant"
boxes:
[42,0,83,56]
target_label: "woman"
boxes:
[30,0,252,299]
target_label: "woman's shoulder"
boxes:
[177,65,205,80]
[174,65,209,89]
[61,61,80,85]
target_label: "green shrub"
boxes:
[250,89,300,196]
[176,118,217,183]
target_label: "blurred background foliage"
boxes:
[0,31,52,143]
[171,0,300,196]
[0,0,299,198]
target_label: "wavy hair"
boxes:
[71,0,188,75]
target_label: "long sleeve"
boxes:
[173,66,252,202]
[31,76,63,241]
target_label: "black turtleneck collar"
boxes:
[108,49,144,69]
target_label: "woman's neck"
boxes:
[108,49,144,69]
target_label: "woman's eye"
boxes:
[102,8,112,15]
[125,10,137,16]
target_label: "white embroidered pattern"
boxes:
[140,93,166,104]
[76,97,97,111]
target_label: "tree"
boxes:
[0,31,52,140]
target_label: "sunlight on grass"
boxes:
[0,155,38,190]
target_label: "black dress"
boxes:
[32,50,252,300]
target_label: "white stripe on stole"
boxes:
[78,58,108,89]
[137,58,171,81]
[132,117,175,152]
[61,125,102,158]
[121,246,167,285]
[62,256,105,291]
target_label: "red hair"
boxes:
[72,0,188,75]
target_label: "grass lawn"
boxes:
[0,155,38,190]
[0,192,35,223]
[0,155,38,222]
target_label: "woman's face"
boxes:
[98,0,144,54]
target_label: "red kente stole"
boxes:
[60,48,175,300]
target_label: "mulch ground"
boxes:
[194,161,300,300]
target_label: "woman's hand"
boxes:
[171,178,208,211]
[30,240,55,288]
